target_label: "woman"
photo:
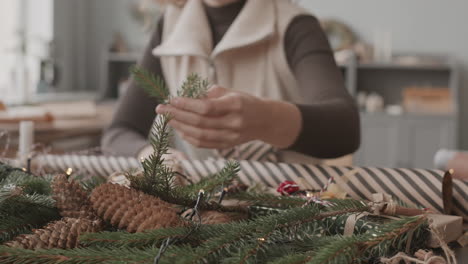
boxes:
[102,0,360,164]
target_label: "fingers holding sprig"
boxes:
[155,86,255,149]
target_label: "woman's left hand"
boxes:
[156,85,303,150]
[156,86,270,149]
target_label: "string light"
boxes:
[154,189,205,264]
[66,168,73,176]
[218,187,228,204]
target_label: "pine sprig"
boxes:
[178,73,210,99]
[270,254,315,264]
[0,246,158,264]
[0,194,60,243]
[229,192,307,209]
[130,114,175,199]
[178,161,240,198]
[80,227,196,248]
[309,216,428,264]
[162,202,368,264]
[131,66,170,103]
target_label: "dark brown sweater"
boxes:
[102,0,360,159]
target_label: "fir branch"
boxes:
[131,66,170,103]
[0,167,52,196]
[130,113,175,199]
[361,216,429,261]
[165,202,369,264]
[72,174,107,192]
[270,254,314,264]
[80,227,196,248]
[0,163,24,183]
[229,192,306,209]
[309,216,428,264]
[0,246,158,264]
[178,73,210,99]
[178,161,240,198]
[0,194,60,243]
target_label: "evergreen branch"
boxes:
[131,66,170,103]
[72,174,107,192]
[0,163,25,183]
[167,202,368,264]
[0,165,52,197]
[229,192,306,209]
[0,194,60,243]
[235,203,369,263]
[80,227,196,248]
[309,216,428,264]
[178,73,210,99]
[179,203,369,263]
[178,161,240,198]
[270,254,314,264]
[0,246,158,264]
[361,216,429,261]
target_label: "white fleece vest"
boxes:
[153,0,319,163]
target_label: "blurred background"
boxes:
[0,0,466,169]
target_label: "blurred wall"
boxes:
[54,0,148,92]
[83,0,150,95]
[299,0,468,149]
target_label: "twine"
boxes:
[343,212,368,236]
[370,193,397,216]
[381,250,448,264]
[428,220,457,264]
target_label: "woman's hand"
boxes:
[155,86,302,150]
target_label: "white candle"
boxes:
[18,121,34,163]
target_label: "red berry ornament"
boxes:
[277,181,300,196]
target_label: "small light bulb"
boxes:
[257,238,266,241]
[66,168,73,176]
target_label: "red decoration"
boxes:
[277,181,300,196]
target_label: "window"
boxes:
[0,0,53,105]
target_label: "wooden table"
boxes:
[0,102,115,156]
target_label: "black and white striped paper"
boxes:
[36,154,468,221]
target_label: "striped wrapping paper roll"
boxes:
[35,155,467,221]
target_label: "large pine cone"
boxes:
[5,218,102,250]
[90,183,183,232]
[52,174,96,220]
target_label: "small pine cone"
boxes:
[200,211,247,225]
[5,218,103,250]
[90,183,183,232]
[52,175,96,220]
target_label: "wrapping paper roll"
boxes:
[35,154,467,221]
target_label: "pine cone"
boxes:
[90,183,183,232]
[52,174,96,220]
[5,218,103,250]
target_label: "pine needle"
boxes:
[131,66,170,103]
[178,73,210,99]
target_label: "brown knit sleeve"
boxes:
[284,15,361,158]
[101,18,165,157]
